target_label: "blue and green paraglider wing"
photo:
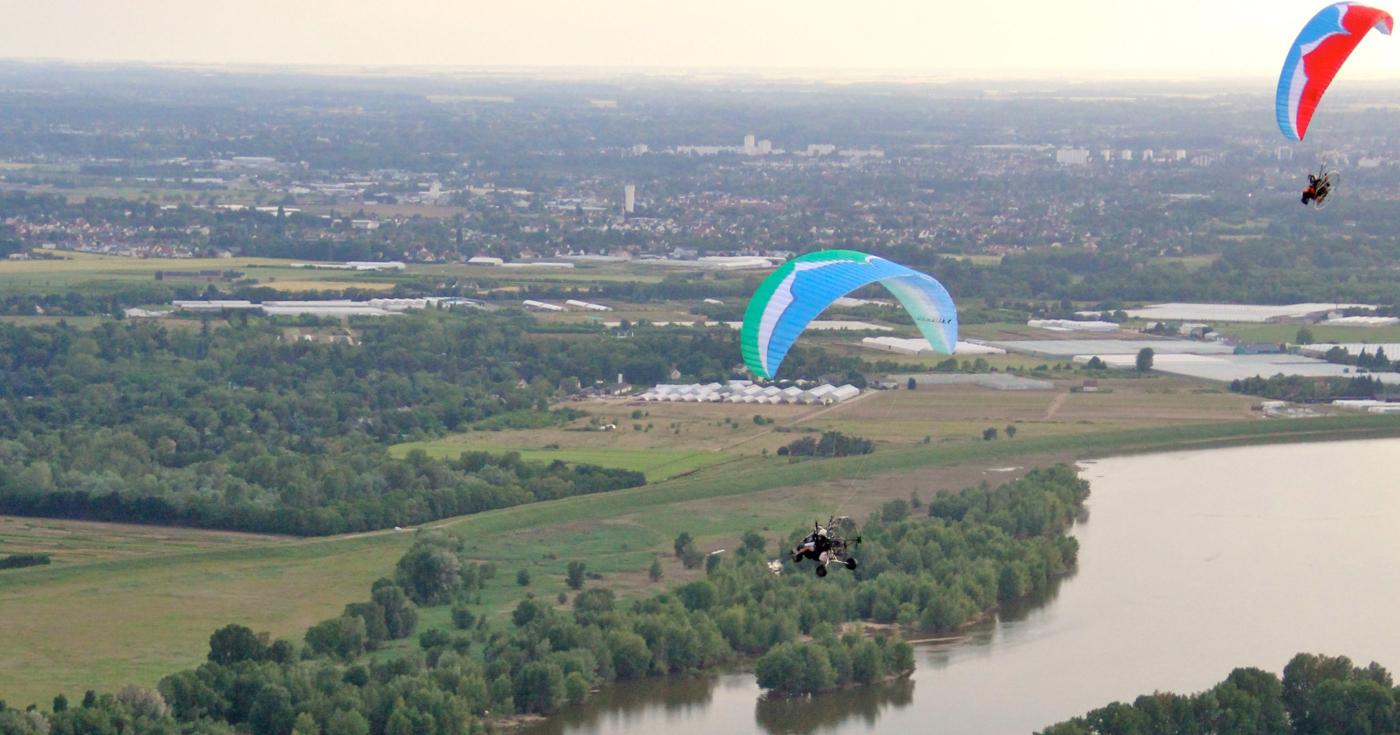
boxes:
[740,250,957,379]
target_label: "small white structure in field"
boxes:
[830,384,861,402]
[1027,319,1119,332]
[565,299,613,312]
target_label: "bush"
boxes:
[673,532,694,558]
[304,616,366,661]
[740,530,767,555]
[566,561,586,590]
[780,431,873,458]
[565,671,590,705]
[675,580,719,611]
[680,546,706,569]
[419,628,451,650]
[0,553,51,570]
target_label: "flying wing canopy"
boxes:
[1277,2,1393,141]
[740,250,957,379]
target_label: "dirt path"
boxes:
[1044,391,1069,419]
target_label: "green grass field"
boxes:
[0,252,719,296]
[4,414,1400,705]
[1211,322,1400,345]
[392,379,1265,477]
[0,516,286,565]
[0,254,402,295]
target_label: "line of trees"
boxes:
[1040,653,1400,735]
[778,431,875,458]
[0,553,50,570]
[1229,374,1388,402]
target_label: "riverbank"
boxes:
[508,435,1400,735]
[5,415,1400,705]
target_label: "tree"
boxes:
[675,580,718,611]
[303,616,366,661]
[371,583,417,639]
[419,628,450,649]
[907,376,917,390]
[514,662,567,714]
[1135,347,1154,372]
[394,541,463,605]
[1005,424,1018,439]
[247,686,295,735]
[673,532,694,558]
[740,531,766,556]
[606,630,652,680]
[982,427,999,441]
[51,694,67,713]
[680,546,705,569]
[116,685,170,719]
[292,712,321,735]
[851,640,887,684]
[566,561,586,590]
[648,558,663,582]
[756,642,835,695]
[516,569,531,586]
[1086,356,1107,370]
[343,602,388,648]
[267,639,297,664]
[565,672,589,705]
[325,710,369,735]
[755,642,803,694]
[208,624,265,665]
[570,589,615,629]
[880,499,909,523]
[1296,326,1316,345]
[451,605,476,630]
[512,598,550,628]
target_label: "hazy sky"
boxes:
[5,0,1400,79]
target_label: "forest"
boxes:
[0,466,1089,735]
[1041,653,1400,735]
[0,312,766,534]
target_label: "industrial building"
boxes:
[860,337,1005,356]
[637,381,861,405]
[172,298,441,318]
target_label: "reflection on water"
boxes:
[522,672,919,735]
[519,674,722,735]
[522,439,1400,735]
[754,677,914,735]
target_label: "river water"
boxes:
[522,438,1400,735]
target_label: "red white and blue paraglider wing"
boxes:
[1277,2,1393,141]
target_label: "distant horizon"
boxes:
[15,56,1400,88]
[6,0,1400,82]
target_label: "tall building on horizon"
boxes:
[1056,148,1090,166]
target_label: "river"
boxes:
[521,438,1400,735]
